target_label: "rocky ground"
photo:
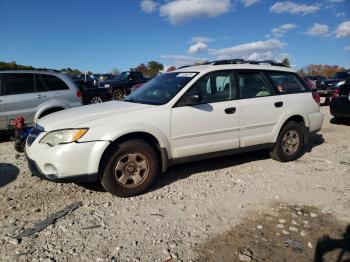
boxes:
[0,106,349,262]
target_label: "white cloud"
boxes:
[209,39,286,60]
[161,55,208,66]
[336,21,350,38]
[270,1,320,15]
[188,42,208,54]
[190,36,215,43]
[304,23,330,37]
[336,12,345,17]
[271,23,297,37]
[159,0,232,25]
[140,0,158,13]
[345,45,350,52]
[241,0,260,7]
[327,0,344,3]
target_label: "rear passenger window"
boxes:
[3,74,35,95]
[41,75,69,91]
[237,72,272,99]
[267,72,306,93]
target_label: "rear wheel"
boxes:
[113,89,125,100]
[100,139,160,197]
[270,121,305,162]
[90,96,103,104]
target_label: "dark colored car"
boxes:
[73,79,112,105]
[319,71,350,96]
[330,78,350,120]
[304,75,326,89]
[100,71,150,100]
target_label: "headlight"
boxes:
[336,80,346,87]
[104,84,110,88]
[321,81,324,85]
[40,129,88,146]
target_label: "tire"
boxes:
[270,121,305,162]
[100,139,160,197]
[89,96,103,104]
[113,89,125,100]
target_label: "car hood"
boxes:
[324,79,342,84]
[37,101,154,131]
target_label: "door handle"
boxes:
[274,101,283,108]
[225,107,236,114]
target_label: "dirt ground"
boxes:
[0,106,349,262]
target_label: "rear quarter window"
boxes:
[41,74,69,91]
[266,72,307,94]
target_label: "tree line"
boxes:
[1,60,347,79]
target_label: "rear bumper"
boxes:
[317,90,334,97]
[308,111,324,133]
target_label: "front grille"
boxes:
[27,124,44,146]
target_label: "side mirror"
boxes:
[179,93,202,106]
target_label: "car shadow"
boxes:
[314,224,350,262]
[0,163,20,188]
[151,149,271,192]
[330,117,350,126]
[0,132,11,143]
[304,133,325,153]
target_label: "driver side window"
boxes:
[185,71,236,104]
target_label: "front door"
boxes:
[171,71,240,158]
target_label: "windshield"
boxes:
[331,72,350,79]
[124,72,198,105]
[117,72,131,81]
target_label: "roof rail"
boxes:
[212,59,285,67]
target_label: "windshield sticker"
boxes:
[177,73,196,78]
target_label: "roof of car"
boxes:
[174,60,296,74]
[0,69,66,75]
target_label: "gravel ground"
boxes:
[0,106,349,262]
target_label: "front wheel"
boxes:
[100,140,160,197]
[270,121,305,162]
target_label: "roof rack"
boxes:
[177,59,285,69]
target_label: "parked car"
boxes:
[100,71,150,100]
[0,70,82,131]
[25,60,323,197]
[330,78,350,120]
[72,79,112,105]
[319,71,350,103]
[304,75,326,90]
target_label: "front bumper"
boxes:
[25,135,110,183]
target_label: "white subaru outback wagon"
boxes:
[26,60,324,197]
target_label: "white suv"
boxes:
[25,60,324,197]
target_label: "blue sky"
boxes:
[0,0,349,73]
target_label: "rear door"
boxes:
[236,70,284,147]
[2,73,38,125]
[40,74,76,105]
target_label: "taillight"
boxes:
[332,88,340,99]
[76,90,82,98]
[312,91,320,105]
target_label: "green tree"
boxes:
[147,61,164,77]
[281,57,291,68]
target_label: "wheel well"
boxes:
[283,115,305,127]
[98,132,163,178]
[39,107,64,119]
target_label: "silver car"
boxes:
[0,70,82,131]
